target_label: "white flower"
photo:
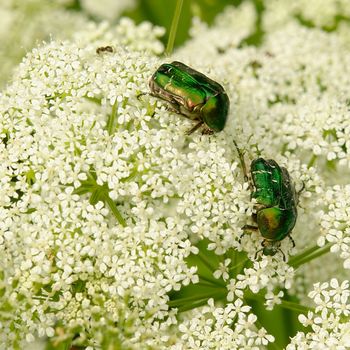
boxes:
[265,290,284,310]
[289,279,350,349]
[213,258,231,281]
[226,278,245,301]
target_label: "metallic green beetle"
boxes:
[234,141,299,259]
[148,61,230,134]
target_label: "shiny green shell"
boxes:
[149,61,229,131]
[251,158,297,242]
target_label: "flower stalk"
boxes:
[289,244,332,268]
[166,0,183,55]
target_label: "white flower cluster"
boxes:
[256,24,350,170]
[72,19,165,56]
[172,298,274,350]
[176,1,339,287]
[0,20,184,349]
[263,0,350,31]
[177,1,256,63]
[0,17,274,348]
[173,3,350,344]
[0,0,90,88]
[318,185,350,268]
[179,3,350,172]
[288,279,350,350]
[80,0,135,20]
[2,0,350,348]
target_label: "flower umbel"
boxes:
[2,1,350,349]
[288,279,350,349]
[0,18,253,349]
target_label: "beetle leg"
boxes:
[296,181,306,206]
[136,92,148,100]
[297,181,306,195]
[137,91,163,101]
[137,91,164,100]
[243,224,258,231]
[233,140,254,192]
[201,126,214,135]
[165,103,181,114]
[238,225,258,245]
[186,121,204,135]
[254,247,264,260]
[288,234,296,248]
[238,224,259,246]
[278,248,286,262]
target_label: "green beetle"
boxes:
[148,61,229,134]
[234,141,299,259]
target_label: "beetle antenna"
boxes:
[233,140,253,191]
[186,121,204,135]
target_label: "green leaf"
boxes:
[106,100,118,135]
[89,188,102,205]
[74,171,126,227]
[25,169,36,185]
[24,208,37,214]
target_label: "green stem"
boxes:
[104,195,126,227]
[166,0,183,55]
[195,281,226,289]
[197,273,225,287]
[107,100,118,135]
[277,299,313,314]
[289,244,331,268]
[168,289,226,307]
[174,292,226,313]
[307,154,317,168]
[245,293,313,314]
[289,245,320,264]
[229,258,248,274]
[197,250,217,273]
[90,188,101,205]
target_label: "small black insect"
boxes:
[96,46,114,55]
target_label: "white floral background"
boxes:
[1,0,350,349]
